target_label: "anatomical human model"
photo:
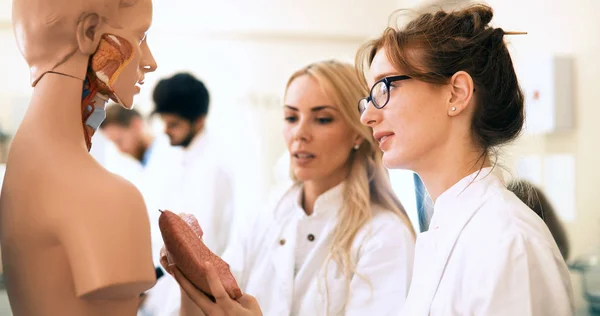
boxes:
[0,0,159,315]
[159,210,242,301]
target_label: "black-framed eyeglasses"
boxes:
[358,75,412,114]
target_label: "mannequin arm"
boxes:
[59,180,156,299]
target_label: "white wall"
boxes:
[0,0,10,25]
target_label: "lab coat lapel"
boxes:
[270,194,300,314]
[405,169,494,315]
[419,203,482,314]
[293,217,336,296]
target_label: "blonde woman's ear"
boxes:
[353,134,364,151]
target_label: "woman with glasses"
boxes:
[356,4,573,316]
[162,60,416,316]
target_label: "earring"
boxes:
[451,107,456,111]
[354,144,360,150]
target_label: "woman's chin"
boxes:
[292,169,313,182]
[382,152,409,170]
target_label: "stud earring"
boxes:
[354,144,360,150]
[451,107,456,111]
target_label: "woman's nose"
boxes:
[360,101,380,127]
[292,121,312,142]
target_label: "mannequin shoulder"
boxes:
[55,165,148,222]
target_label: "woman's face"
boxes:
[105,0,157,109]
[283,74,359,185]
[360,48,450,171]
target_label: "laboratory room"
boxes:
[0,0,597,315]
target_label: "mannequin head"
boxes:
[13,0,157,108]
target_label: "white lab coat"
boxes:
[137,134,183,266]
[89,130,144,187]
[222,181,415,316]
[165,130,236,255]
[400,167,574,316]
[143,130,236,316]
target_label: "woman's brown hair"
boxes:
[356,3,525,157]
[508,180,570,261]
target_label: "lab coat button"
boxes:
[279,239,286,245]
[307,234,315,242]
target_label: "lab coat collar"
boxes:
[430,167,502,229]
[269,180,345,314]
[407,167,503,315]
[291,181,346,220]
[182,129,208,166]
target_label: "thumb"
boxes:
[237,294,262,314]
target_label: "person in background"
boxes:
[101,103,181,168]
[356,3,573,315]
[89,129,144,190]
[152,72,235,255]
[145,72,236,316]
[100,103,182,260]
[99,104,183,316]
[507,179,570,261]
[163,60,416,316]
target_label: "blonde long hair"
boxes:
[284,60,416,296]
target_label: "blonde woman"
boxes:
[163,60,416,316]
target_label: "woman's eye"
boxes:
[284,116,297,123]
[317,117,333,124]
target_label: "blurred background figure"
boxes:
[89,129,144,189]
[151,72,235,256]
[101,103,181,170]
[508,179,571,261]
[100,104,182,260]
[141,72,237,316]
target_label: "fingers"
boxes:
[159,247,175,275]
[172,268,221,315]
[237,295,262,314]
[159,246,167,262]
[204,261,238,313]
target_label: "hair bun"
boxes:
[455,4,494,36]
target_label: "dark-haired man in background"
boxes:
[141,72,236,316]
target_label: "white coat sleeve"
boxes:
[212,167,236,256]
[220,208,271,291]
[220,227,248,290]
[469,233,574,316]
[344,213,415,316]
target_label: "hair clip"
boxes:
[504,31,528,35]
